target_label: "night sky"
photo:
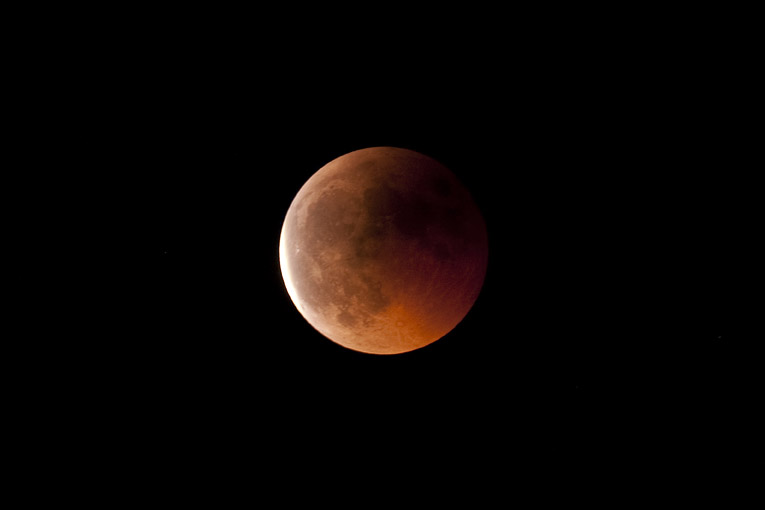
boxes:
[70,8,756,500]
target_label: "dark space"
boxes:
[53,6,757,502]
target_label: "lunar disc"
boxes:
[279,146,488,355]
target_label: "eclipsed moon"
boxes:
[279,147,488,355]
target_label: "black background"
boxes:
[43,6,758,501]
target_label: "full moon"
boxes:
[279,147,488,355]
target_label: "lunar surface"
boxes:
[279,147,488,355]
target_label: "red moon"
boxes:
[279,147,488,355]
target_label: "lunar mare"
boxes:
[279,147,488,355]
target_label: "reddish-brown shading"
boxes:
[280,147,488,354]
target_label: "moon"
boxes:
[279,147,488,355]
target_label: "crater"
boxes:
[337,309,358,328]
